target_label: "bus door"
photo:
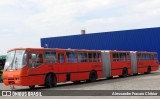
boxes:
[43,51,57,73]
[137,53,148,73]
[57,51,78,82]
[43,50,58,82]
[27,51,44,85]
[56,52,66,82]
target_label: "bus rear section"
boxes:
[130,51,159,74]
[102,50,132,78]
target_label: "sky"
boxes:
[0,0,160,55]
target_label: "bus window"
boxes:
[139,54,143,60]
[88,53,93,62]
[144,54,147,60]
[93,53,97,62]
[44,52,56,64]
[58,53,64,64]
[120,53,126,61]
[142,54,146,60]
[78,52,87,62]
[98,53,101,62]
[29,53,43,68]
[126,53,130,60]
[146,54,151,60]
[88,52,97,62]
[66,52,77,63]
[113,53,119,61]
[153,54,158,60]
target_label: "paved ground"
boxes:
[1,70,160,99]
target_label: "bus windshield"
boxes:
[4,50,26,70]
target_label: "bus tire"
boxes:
[29,85,35,89]
[147,66,151,74]
[45,74,57,88]
[89,71,97,82]
[122,68,128,77]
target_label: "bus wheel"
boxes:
[122,68,128,77]
[89,71,97,82]
[45,74,57,88]
[29,85,35,89]
[147,66,151,74]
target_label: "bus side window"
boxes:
[144,54,147,60]
[120,53,126,61]
[66,52,77,63]
[58,53,64,64]
[29,53,43,68]
[29,53,36,68]
[45,52,56,64]
[113,53,119,61]
[93,53,97,62]
[146,54,151,60]
[153,54,158,60]
[37,54,43,63]
[142,54,146,60]
[88,53,93,62]
[126,53,130,61]
[98,53,101,62]
[78,52,87,62]
[139,54,143,60]
[88,52,97,62]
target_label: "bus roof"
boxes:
[8,48,158,54]
[136,51,157,54]
[7,48,102,52]
[101,50,130,53]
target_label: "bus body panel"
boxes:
[3,67,33,86]
[136,52,159,73]
[110,51,132,76]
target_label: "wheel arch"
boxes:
[44,72,57,83]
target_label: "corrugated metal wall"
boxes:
[41,27,160,61]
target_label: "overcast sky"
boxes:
[0,0,160,54]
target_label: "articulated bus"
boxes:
[3,48,159,89]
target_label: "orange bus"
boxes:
[3,48,159,89]
[101,51,159,78]
[101,51,131,78]
[3,48,102,89]
[132,51,159,74]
